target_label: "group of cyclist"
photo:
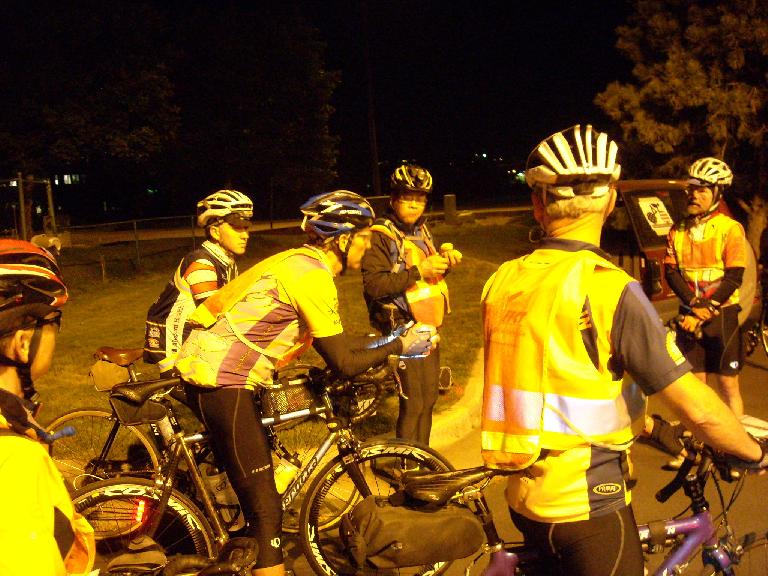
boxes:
[1,124,767,575]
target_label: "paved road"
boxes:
[284,346,768,575]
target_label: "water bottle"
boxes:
[273,458,300,494]
[202,464,245,531]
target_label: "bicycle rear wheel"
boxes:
[47,409,160,490]
[299,439,455,576]
[71,477,217,568]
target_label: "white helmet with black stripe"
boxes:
[196,190,254,227]
[525,124,621,198]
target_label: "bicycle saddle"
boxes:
[111,376,181,404]
[402,466,497,507]
[94,346,144,366]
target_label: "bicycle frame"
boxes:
[141,378,374,548]
[481,510,727,576]
[430,451,750,576]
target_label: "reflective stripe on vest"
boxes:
[370,220,449,326]
[670,213,742,306]
[480,249,646,469]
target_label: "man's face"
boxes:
[29,311,60,380]
[345,229,372,270]
[686,186,715,216]
[211,221,250,255]
[392,192,428,225]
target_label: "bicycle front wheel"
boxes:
[72,477,217,567]
[47,409,161,490]
[299,439,455,576]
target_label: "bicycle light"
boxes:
[134,499,147,524]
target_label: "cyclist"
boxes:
[175,190,437,576]
[664,158,746,417]
[361,163,461,446]
[0,240,94,575]
[144,189,252,376]
[480,125,766,576]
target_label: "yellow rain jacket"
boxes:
[0,398,95,576]
[481,248,646,470]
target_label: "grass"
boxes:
[38,213,536,435]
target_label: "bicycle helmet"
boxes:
[390,164,433,194]
[300,190,375,240]
[525,124,621,198]
[0,239,67,333]
[688,157,733,188]
[0,239,68,410]
[196,190,254,227]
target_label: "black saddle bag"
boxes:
[339,495,484,569]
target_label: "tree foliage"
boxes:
[596,0,768,201]
[0,1,338,222]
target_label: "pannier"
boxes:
[340,495,484,569]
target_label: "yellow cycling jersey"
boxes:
[0,421,95,575]
[176,246,343,389]
[481,248,646,469]
[664,212,747,306]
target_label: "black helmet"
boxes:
[390,164,433,194]
[300,190,375,239]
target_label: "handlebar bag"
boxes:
[339,495,484,569]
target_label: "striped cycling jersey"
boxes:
[175,246,343,389]
[144,241,237,373]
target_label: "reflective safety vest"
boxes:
[481,249,647,469]
[370,219,450,327]
[666,212,746,306]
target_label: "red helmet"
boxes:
[0,240,67,333]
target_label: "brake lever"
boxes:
[655,456,696,503]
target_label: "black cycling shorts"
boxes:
[676,304,742,375]
[509,505,644,576]
[185,384,284,568]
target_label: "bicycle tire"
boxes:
[299,439,455,576]
[47,408,161,490]
[71,477,217,567]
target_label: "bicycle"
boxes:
[46,346,388,493]
[326,418,768,576]
[68,366,454,575]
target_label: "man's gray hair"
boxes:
[537,184,612,220]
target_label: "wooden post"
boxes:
[133,220,141,267]
[99,253,107,283]
[444,194,458,225]
[16,172,27,240]
[45,179,58,234]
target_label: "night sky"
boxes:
[298,1,633,192]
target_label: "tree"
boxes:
[596,0,768,248]
[0,2,180,188]
[166,4,339,219]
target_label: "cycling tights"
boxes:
[509,505,644,576]
[185,384,283,568]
